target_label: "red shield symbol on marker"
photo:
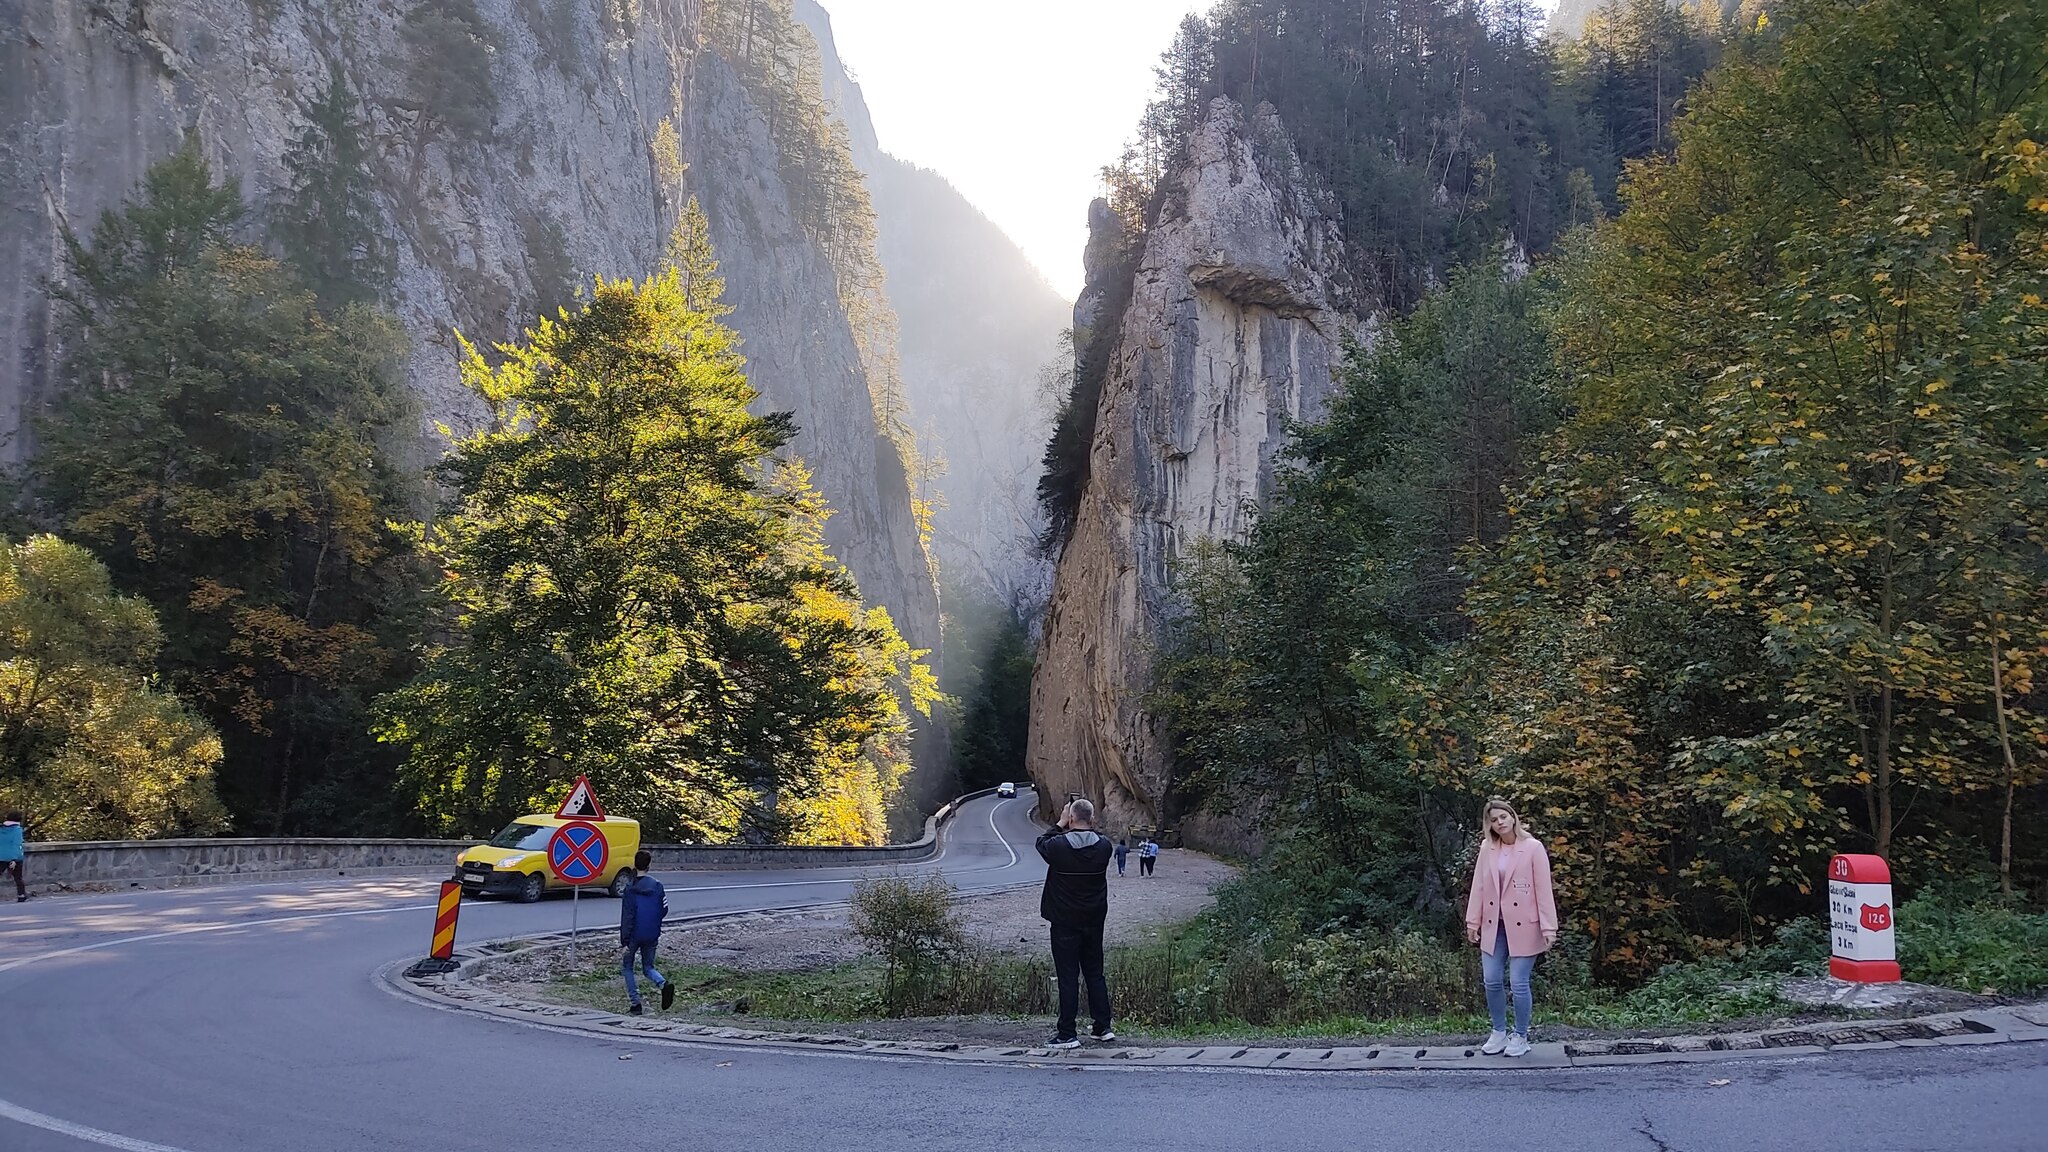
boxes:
[1860,903,1892,931]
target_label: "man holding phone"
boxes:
[1037,797,1115,1048]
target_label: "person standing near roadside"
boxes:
[618,850,674,1015]
[1138,837,1159,877]
[1038,798,1115,1048]
[1464,799,1558,1057]
[1114,838,1129,878]
[0,813,24,901]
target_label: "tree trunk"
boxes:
[1874,684,1894,859]
[1990,628,2019,897]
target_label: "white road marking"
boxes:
[987,796,1019,868]
[0,797,1030,977]
[0,1098,199,1152]
[0,795,1034,1150]
[0,903,440,975]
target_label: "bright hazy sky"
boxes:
[818,1,1561,301]
[820,0,1205,301]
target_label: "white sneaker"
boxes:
[1504,1033,1531,1057]
[1481,1030,1508,1055]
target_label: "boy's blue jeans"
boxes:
[622,940,665,1006]
[1482,923,1536,1035]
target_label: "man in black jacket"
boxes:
[1037,797,1115,1048]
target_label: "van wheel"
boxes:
[517,872,545,903]
[608,870,631,899]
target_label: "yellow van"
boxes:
[452,815,641,902]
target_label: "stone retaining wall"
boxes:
[24,790,991,893]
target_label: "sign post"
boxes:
[1827,853,1900,983]
[547,776,608,944]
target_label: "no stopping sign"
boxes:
[547,821,609,886]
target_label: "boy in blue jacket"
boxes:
[0,813,23,901]
[618,850,673,1014]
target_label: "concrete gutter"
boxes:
[25,788,997,893]
[382,908,2048,1074]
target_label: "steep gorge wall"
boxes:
[0,0,938,703]
[1025,99,1365,842]
[796,0,1069,609]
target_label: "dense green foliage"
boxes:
[1035,218,1139,551]
[0,535,226,839]
[375,269,937,845]
[1438,0,2048,971]
[941,587,1035,792]
[1155,265,1558,930]
[1153,0,2048,982]
[31,141,424,835]
[1555,0,1725,202]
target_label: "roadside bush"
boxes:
[1605,962,1785,1024]
[1274,931,1474,1020]
[1897,892,2048,995]
[849,874,963,1013]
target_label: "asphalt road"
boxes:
[1,791,2042,1152]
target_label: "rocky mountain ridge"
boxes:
[0,0,940,753]
[795,0,1069,611]
[1025,98,1370,845]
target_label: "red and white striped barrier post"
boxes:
[407,880,464,977]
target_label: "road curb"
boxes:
[378,914,2048,1074]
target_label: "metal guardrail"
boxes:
[23,786,1002,892]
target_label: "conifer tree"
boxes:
[664,195,729,317]
[273,63,392,308]
[378,267,936,844]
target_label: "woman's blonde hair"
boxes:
[1481,798,1523,845]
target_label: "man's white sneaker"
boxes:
[1504,1033,1531,1057]
[1481,1030,1508,1055]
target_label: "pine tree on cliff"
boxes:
[273,63,392,308]
[664,195,731,318]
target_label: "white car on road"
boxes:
[995,781,1017,797]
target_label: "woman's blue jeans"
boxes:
[1482,923,1536,1035]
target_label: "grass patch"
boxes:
[533,891,2045,1038]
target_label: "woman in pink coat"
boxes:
[1464,798,1559,1056]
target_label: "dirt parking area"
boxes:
[482,848,1236,988]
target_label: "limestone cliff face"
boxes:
[1026,98,1364,840]
[0,0,938,686]
[796,0,1068,610]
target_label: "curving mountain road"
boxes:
[0,790,2042,1152]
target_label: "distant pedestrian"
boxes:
[1037,798,1114,1048]
[618,850,673,1015]
[0,813,23,902]
[1138,837,1159,877]
[1114,839,1129,877]
[1464,798,1558,1057]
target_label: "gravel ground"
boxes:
[479,848,1237,992]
